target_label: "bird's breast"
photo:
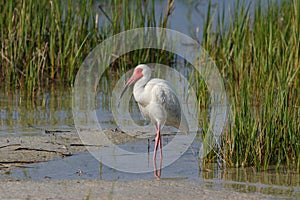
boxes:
[137,103,150,119]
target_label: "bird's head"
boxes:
[128,64,152,84]
[119,64,151,102]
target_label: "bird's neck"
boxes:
[133,76,150,104]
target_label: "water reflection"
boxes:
[0,63,198,135]
[200,164,300,197]
[0,89,74,135]
[200,163,300,185]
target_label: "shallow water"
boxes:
[1,136,299,199]
[0,89,74,136]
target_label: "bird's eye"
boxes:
[137,68,143,74]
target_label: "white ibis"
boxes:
[119,64,189,177]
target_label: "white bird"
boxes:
[119,64,189,178]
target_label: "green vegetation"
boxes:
[1,0,96,93]
[0,0,171,94]
[202,0,299,170]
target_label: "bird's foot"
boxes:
[154,170,161,179]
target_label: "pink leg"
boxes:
[153,124,162,178]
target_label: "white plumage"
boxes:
[119,64,189,177]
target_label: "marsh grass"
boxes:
[1,0,172,95]
[201,0,299,170]
[1,0,99,94]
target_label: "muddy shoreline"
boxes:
[0,131,86,174]
[0,130,144,174]
[0,131,277,199]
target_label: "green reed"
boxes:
[1,0,98,94]
[1,0,172,94]
[201,0,299,170]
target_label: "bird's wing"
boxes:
[147,79,189,133]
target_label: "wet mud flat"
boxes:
[0,129,141,174]
[0,131,288,199]
[0,131,85,174]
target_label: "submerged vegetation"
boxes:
[1,0,299,170]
